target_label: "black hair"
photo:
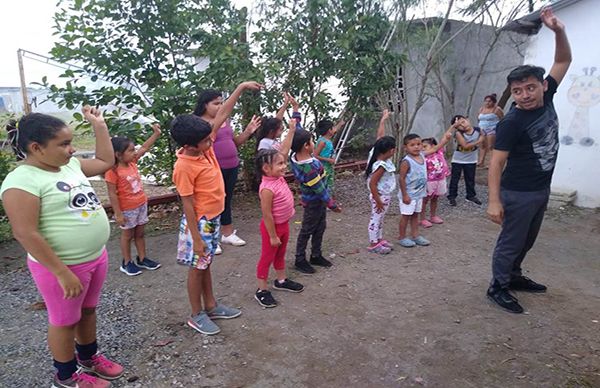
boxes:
[316,119,334,136]
[170,114,212,147]
[421,137,438,146]
[6,113,67,160]
[255,148,281,180]
[484,93,497,103]
[255,116,282,148]
[193,89,222,117]
[111,136,134,165]
[365,136,396,178]
[291,128,312,153]
[506,65,545,85]
[450,115,465,126]
[403,133,421,145]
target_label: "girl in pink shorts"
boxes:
[420,126,455,228]
[1,107,123,387]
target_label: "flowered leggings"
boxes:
[368,193,392,244]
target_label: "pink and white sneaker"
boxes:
[77,352,124,381]
[52,368,111,388]
[378,240,394,249]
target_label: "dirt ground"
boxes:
[1,172,599,387]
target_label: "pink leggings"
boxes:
[257,220,289,280]
[28,249,108,326]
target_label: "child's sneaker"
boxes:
[412,235,431,246]
[255,289,277,308]
[77,353,124,381]
[53,368,111,388]
[135,256,161,270]
[187,312,220,335]
[207,303,242,320]
[215,243,223,255]
[295,260,316,274]
[430,216,444,224]
[119,260,141,276]
[379,240,394,249]
[309,255,333,267]
[420,219,433,228]
[367,242,392,255]
[221,230,246,246]
[273,278,304,292]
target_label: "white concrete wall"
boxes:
[523,0,600,207]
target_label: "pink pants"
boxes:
[28,249,109,326]
[257,219,289,280]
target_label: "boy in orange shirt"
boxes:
[171,81,261,335]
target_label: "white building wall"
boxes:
[523,0,600,207]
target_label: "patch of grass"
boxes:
[0,220,13,244]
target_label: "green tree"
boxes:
[43,0,260,183]
[254,0,403,125]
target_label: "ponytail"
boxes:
[6,120,25,161]
[365,136,396,178]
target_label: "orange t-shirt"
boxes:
[172,146,225,221]
[104,161,147,211]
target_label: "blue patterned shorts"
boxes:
[176,215,221,270]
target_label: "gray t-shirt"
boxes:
[451,128,481,164]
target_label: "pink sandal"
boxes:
[430,216,444,224]
[420,219,433,228]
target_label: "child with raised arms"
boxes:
[290,128,342,274]
[419,126,454,228]
[1,106,124,387]
[254,119,304,308]
[105,124,162,276]
[170,81,262,335]
[257,92,302,151]
[366,110,396,254]
[315,117,345,194]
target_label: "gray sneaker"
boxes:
[207,303,242,320]
[187,312,220,335]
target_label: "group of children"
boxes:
[366,111,484,253]
[0,79,485,387]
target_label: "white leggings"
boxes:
[368,194,392,243]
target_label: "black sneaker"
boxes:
[448,198,457,206]
[273,278,304,293]
[466,196,482,205]
[255,289,277,308]
[295,260,316,274]
[309,255,333,267]
[509,276,547,293]
[136,256,161,270]
[487,286,524,314]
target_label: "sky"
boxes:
[0,0,538,89]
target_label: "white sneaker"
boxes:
[220,230,246,246]
[215,243,223,255]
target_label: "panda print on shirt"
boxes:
[56,180,103,222]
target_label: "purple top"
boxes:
[212,121,239,169]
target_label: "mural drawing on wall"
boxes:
[562,67,600,147]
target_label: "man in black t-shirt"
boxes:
[486,7,572,314]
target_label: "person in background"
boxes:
[477,93,504,168]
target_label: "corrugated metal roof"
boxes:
[502,0,584,35]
